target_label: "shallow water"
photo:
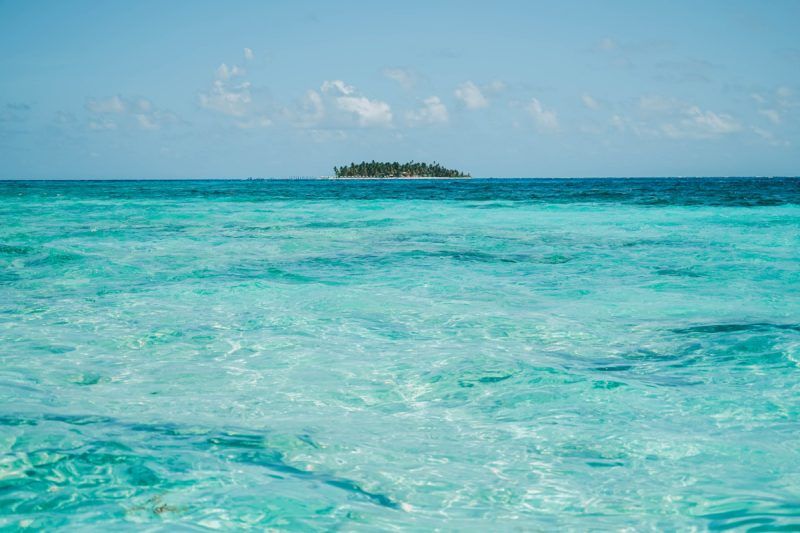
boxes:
[1,178,799,530]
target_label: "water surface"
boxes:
[1,178,799,529]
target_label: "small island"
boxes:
[333,161,470,178]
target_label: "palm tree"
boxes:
[333,161,468,178]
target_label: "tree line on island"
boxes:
[333,161,469,178]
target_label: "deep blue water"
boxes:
[2,177,798,204]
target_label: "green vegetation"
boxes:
[333,161,469,178]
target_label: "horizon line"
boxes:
[1,176,798,182]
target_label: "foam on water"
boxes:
[1,178,799,529]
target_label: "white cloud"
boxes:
[527,98,559,131]
[661,106,741,139]
[302,90,325,122]
[134,98,177,130]
[752,126,790,146]
[234,116,272,129]
[607,113,658,137]
[88,119,118,130]
[318,80,392,127]
[751,86,795,130]
[636,96,740,138]
[406,96,448,125]
[383,68,415,90]
[85,95,126,114]
[86,95,176,131]
[608,99,741,140]
[199,59,269,127]
[200,79,252,116]
[686,107,740,134]
[135,114,159,130]
[215,63,246,81]
[759,109,781,125]
[486,80,506,92]
[752,127,774,141]
[455,81,488,109]
[287,89,327,128]
[598,37,617,51]
[244,47,254,60]
[321,80,355,96]
[776,86,793,106]
[134,98,152,112]
[638,95,683,113]
[336,95,392,126]
[581,94,600,110]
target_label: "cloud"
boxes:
[776,86,794,106]
[85,95,177,131]
[133,99,177,130]
[200,79,252,116]
[244,47,254,60]
[607,113,658,137]
[454,81,488,109]
[598,37,617,51]
[336,96,392,126]
[199,59,270,127]
[54,111,76,125]
[320,80,392,127]
[215,63,246,81]
[759,109,781,125]
[486,80,506,93]
[654,58,716,84]
[752,127,773,141]
[300,90,325,124]
[406,96,448,125]
[593,37,673,71]
[638,95,683,113]
[233,116,272,129]
[0,102,32,123]
[89,119,117,131]
[6,102,31,112]
[321,80,355,96]
[383,68,416,90]
[581,94,600,110]
[527,98,559,131]
[773,87,796,116]
[609,98,742,140]
[285,90,323,128]
[752,126,789,146]
[660,106,741,139]
[85,95,126,114]
[135,115,158,130]
[751,86,796,128]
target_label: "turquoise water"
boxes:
[1,178,799,530]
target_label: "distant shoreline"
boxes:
[320,176,472,180]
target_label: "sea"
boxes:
[1,178,799,530]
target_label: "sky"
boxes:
[1,0,799,178]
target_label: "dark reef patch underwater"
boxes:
[1,178,799,529]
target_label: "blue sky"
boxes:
[1,0,798,178]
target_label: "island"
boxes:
[333,161,470,178]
